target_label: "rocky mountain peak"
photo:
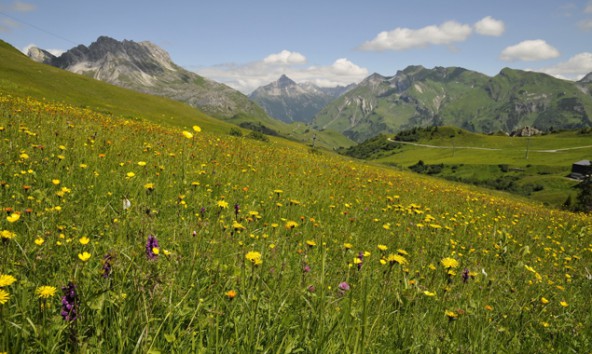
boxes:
[277,74,296,87]
[579,72,592,83]
[26,46,55,63]
[249,75,354,123]
[27,36,269,121]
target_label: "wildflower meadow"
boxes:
[1,94,592,353]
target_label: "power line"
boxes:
[0,10,78,46]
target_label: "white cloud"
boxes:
[263,50,306,65]
[0,1,36,12]
[535,52,592,80]
[579,19,592,30]
[0,18,19,33]
[359,20,472,51]
[194,53,368,94]
[12,1,36,12]
[500,40,560,61]
[474,16,505,36]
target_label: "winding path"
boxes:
[387,138,592,153]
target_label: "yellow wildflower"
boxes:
[245,251,262,265]
[440,257,459,269]
[36,286,57,299]
[6,213,20,223]
[0,274,17,287]
[0,289,9,305]
[78,252,91,262]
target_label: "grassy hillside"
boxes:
[341,127,592,207]
[0,40,353,150]
[1,91,592,352]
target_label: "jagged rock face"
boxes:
[27,36,267,120]
[27,46,55,63]
[249,74,354,123]
[579,72,592,83]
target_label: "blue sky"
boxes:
[1,0,592,93]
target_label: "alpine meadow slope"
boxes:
[3,40,351,149]
[1,37,592,353]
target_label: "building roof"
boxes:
[573,160,591,166]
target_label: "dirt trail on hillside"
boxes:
[387,139,592,153]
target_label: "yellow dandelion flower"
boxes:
[1,230,16,240]
[387,254,408,265]
[126,172,135,178]
[152,247,160,255]
[285,220,298,229]
[232,221,246,231]
[343,243,353,249]
[245,251,262,265]
[52,179,60,185]
[397,249,409,256]
[182,131,194,139]
[6,213,20,223]
[440,257,459,269]
[560,301,568,308]
[541,297,549,304]
[423,290,436,297]
[0,289,10,305]
[0,274,17,287]
[217,200,229,209]
[36,286,57,299]
[192,125,202,133]
[144,183,155,191]
[34,237,44,245]
[78,252,91,262]
[137,161,147,166]
[445,310,458,319]
[306,240,316,247]
[377,244,388,251]
[79,236,90,245]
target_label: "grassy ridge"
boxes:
[0,40,353,150]
[1,95,591,352]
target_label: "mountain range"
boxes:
[249,74,353,123]
[312,65,592,142]
[27,36,269,123]
[28,37,592,144]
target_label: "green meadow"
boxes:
[347,127,592,208]
[1,40,592,353]
[1,94,592,353]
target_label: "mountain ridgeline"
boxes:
[312,66,592,142]
[249,74,353,123]
[28,36,592,145]
[28,36,270,122]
